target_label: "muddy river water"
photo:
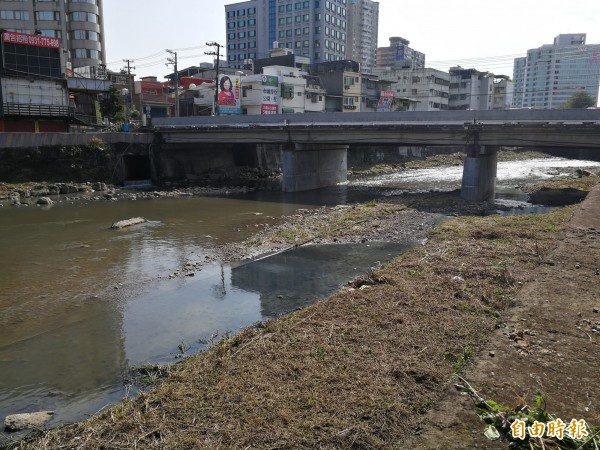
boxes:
[1,157,599,436]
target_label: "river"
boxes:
[1,156,599,437]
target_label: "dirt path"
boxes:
[405,185,600,449]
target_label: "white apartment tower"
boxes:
[513,34,600,109]
[0,0,106,70]
[346,0,378,73]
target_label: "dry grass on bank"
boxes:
[12,204,576,450]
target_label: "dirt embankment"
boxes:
[7,171,599,449]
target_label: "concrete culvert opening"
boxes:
[122,154,152,185]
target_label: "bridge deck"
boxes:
[154,110,600,149]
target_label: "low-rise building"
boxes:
[372,67,449,111]
[492,76,514,110]
[448,66,494,110]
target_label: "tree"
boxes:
[100,86,125,122]
[560,91,597,109]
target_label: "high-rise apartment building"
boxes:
[346,0,378,73]
[225,0,348,69]
[0,0,105,70]
[376,37,425,70]
[512,34,600,109]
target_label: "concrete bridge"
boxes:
[153,109,600,201]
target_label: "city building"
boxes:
[309,60,360,112]
[512,33,600,109]
[448,66,494,110]
[492,76,514,110]
[0,30,69,131]
[0,0,105,71]
[376,37,425,70]
[224,0,348,69]
[346,0,378,73]
[372,66,449,111]
[181,65,325,116]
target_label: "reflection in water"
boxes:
[231,242,414,317]
[0,195,310,430]
[1,156,597,434]
[2,190,402,432]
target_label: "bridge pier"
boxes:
[461,145,498,202]
[282,143,348,192]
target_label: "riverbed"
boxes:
[1,156,599,439]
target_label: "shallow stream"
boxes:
[1,156,599,438]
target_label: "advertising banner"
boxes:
[376,91,395,112]
[1,31,60,49]
[217,74,241,115]
[261,75,279,115]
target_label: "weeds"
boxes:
[456,377,600,449]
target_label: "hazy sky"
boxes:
[103,0,600,81]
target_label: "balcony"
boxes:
[2,103,70,117]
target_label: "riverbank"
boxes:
[6,169,600,449]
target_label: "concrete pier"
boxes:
[461,145,499,202]
[282,144,348,192]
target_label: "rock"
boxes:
[593,307,599,314]
[111,217,147,229]
[59,184,78,195]
[576,169,593,177]
[92,182,107,192]
[47,185,60,195]
[36,197,54,206]
[9,192,20,205]
[4,411,54,431]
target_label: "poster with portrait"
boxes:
[376,91,395,112]
[261,75,279,115]
[217,74,241,115]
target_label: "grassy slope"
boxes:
[15,198,585,449]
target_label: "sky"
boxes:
[102,0,600,82]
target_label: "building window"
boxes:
[281,84,294,99]
[71,48,101,59]
[69,11,98,22]
[71,30,99,41]
[1,10,30,20]
[227,10,236,18]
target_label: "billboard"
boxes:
[217,74,241,115]
[261,75,279,114]
[2,31,60,49]
[376,91,395,112]
[1,31,62,78]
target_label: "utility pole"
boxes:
[205,42,222,116]
[166,49,179,117]
[122,59,135,125]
